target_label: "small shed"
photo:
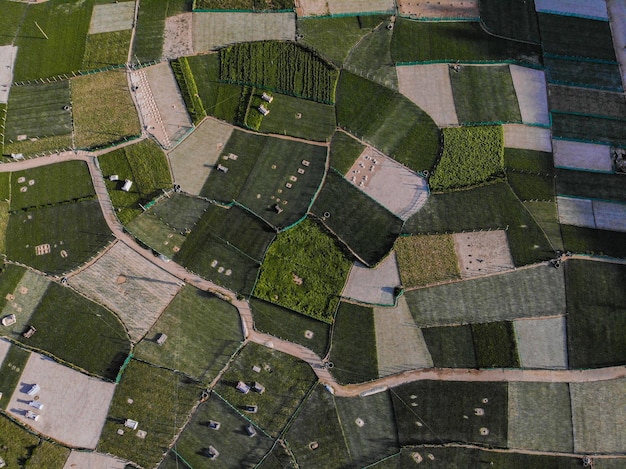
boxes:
[125,419,139,430]
[1,314,16,327]
[204,446,219,459]
[252,382,265,394]
[28,400,44,410]
[261,92,273,103]
[236,381,250,394]
[243,404,258,413]
[25,410,39,421]
[245,424,257,437]
[258,104,270,116]
[121,179,133,192]
[22,325,36,339]
[156,333,168,346]
[208,420,221,430]
[109,175,119,181]
[26,384,40,396]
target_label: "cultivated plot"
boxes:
[397,0,479,19]
[421,324,477,368]
[549,85,626,120]
[327,0,394,15]
[126,214,185,259]
[544,55,623,92]
[552,139,613,172]
[64,451,127,469]
[192,12,296,52]
[8,352,115,449]
[479,0,540,44]
[0,45,17,104]
[342,252,400,306]
[68,242,182,342]
[513,316,568,369]
[509,65,549,125]
[557,196,626,232]
[89,1,135,34]
[394,234,460,288]
[503,124,552,152]
[453,230,514,279]
[534,0,608,19]
[608,0,626,92]
[0,270,49,341]
[163,13,193,59]
[0,338,10,366]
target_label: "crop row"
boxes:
[171,57,207,125]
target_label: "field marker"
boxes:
[34,22,49,40]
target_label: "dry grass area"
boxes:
[503,124,552,152]
[163,13,193,60]
[64,451,127,469]
[327,0,394,15]
[397,0,479,18]
[557,196,595,228]
[514,316,568,369]
[342,253,400,306]
[295,0,328,16]
[394,234,460,288]
[67,242,182,342]
[552,139,613,172]
[509,65,549,126]
[453,230,515,279]
[89,2,135,34]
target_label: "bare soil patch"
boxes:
[608,0,626,91]
[552,139,613,172]
[592,200,626,232]
[453,230,514,279]
[557,196,595,228]
[342,252,400,306]
[397,0,479,19]
[503,124,552,152]
[295,0,328,16]
[514,316,568,369]
[163,13,193,60]
[0,338,10,366]
[89,2,135,34]
[0,45,17,104]
[327,0,395,15]
[509,65,550,125]
[63,451,127,469]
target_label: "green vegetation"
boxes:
[391,380,508,447]
[548,85,626,120]
[250,297,330,357]
[505,148,554,174]
[3,135,73,157]
[219,41,339,103]
[10,161,95,211]
[195,0,293,10]
[507,172,555,201]
[421,325,477,368]
[329,131,365,175]
[133,0,190,62]
[336,71,440,172]
[148,192,211,231]
[430,126,504,192]
[135,286,242,381]
[0,343,30,410]
[0,414,42,468]
[329,302,378,384]
[215,342,317,437]
[98,359,201,469]
[478,0,540,43]
[0,0,26,46]
[391,20,541,64]
[565,260,626,368]
[126,213,185,258]
[98,139,172,224]
[552,113,626,146]
[171,57,207,124]
[254,219,351,322]
[524,200,563,251]
[562,225,626,258]
[72,70,141,149]
[82,30,132,69]
[556,168,626,203]
[544,56,623,92]
[23,439,70,469]
[471,321,519,368]
[0,264,26,311]
[311,170,403,266]
[450,65,521,124]
[394,234,460,288]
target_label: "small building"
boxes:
[156,333,168,346]
[121,179,133,192]
[109,175,119,181]
[243,405,258,413]
[10,153,24,160]
[245,424,257,437]
[261,92,273,103]
[217,164,229,173]
[274,204,283,214]
[1,314,16,327]
[28,400,44,410]
[25,410,39,421]
[258,104,270,116]
[204,446,219,459]
[125,419,139,430]
[236,381,250,394]
[26,384,40,396]
[252,382,265,394]
[22,325,36,339]
[208,420,221,430]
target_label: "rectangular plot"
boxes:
[548,85,626,119]
[557,196,595,228]
[89,1,135,34]
[503,124,552,151]
[553,139,613,172]
[544,56,623,91]
[509,65,549,125]
[556,168,626,202]
[535,0,608,19]
[551,112,626,145]
[327,0,394,15]
[0,45,17,104]
[514,316,568,369]
[0,270,50,340]
[562,224,626,258]
[471,321,519,368]
[593,200,626,232]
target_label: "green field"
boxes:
[0,263,27,311]
[390,20,541,64]
[10,161,95,211]
[478,0,540,43]
[404,264,565,326]
[391,380,508,447]
[82,30,132,69]
[254,218,351,322]
[250,297,330,358]
[555,168,626,203]
[552,112,626,145]
[0,0,27,46]
[548,85,626,120]
[6,199,113,274]
[329,302,378,384]
[394,234,460,288]
[450,66,521,124]
[126,212,186,258]
[544,56,623,92]
[3,135,73,157]
[0,342,30,410]
[565,259,626,368]
[98,359,201,469]
[562,225,626,258]
[311,170,404,266]
[148,192,211,231]
[328,131,365,175]
[505,148,554,174]
[215,342,318,437]
[195,0,293,9]
[133,0,190,62]
[471,321,520,368]
[430,126,504,192]
[421,325,477,368]
[134,286,243,381]
[507,172,555,201]
[336,71,440,173]
[171,56,207,125]
[524,200,563,251]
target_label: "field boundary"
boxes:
[396,59,544,69]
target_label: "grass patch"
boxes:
[329,302,378,384]
[21,439,70,469]
[254,218,351,322]
[548,85,626,120]
[507,172,554,201]
[562,225,626,258]
[0,413,39,467]
[329,131,365,175]
[556,168,626,203]
[478,0,540,43]
[215,341,317,437]
[148,192,211,231]
[524,200,563,251]
[0,201,10,254]
[0,263,26,310]
[0,0,27,46]
[505,148,554,174]
[394,234,460,288]
[82,30,132,69]
[551,113,626,145]
[6,199,113,275]
[3,135,73,157]
[195,0,293,10]
[72,69,141,149]
[10,161,95,211]
[391,20,541,64]
[430,126,504,192]
[250,297,330,358]
[133,0,190,62]
[565,259,626,368]
[544,56,623,92]
[471,321,520,368]
[421,325,477,368]
[98,359,201,469]
[171,57,207,125]
[0,343,30,410]
[336,71,440,173]
[450,65,521,124]
[126,213,186,259]
[391,380,508,447]
[135,286,242,381]
[311,170,404,266]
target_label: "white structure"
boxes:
[121,179,133,192]
[1,314,16,326]
[236,381,250,394]
[261,92,273,103]
[26,384,40,396]
[25,410,39,421]
[258,104,270,116]
[28,400,44,410]
[124,419,139,430]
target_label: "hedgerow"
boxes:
[171,57,207,125]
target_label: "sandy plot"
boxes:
[592,200,626,232]
[608,0,626,91]
[346,147,429,220]
[144,62,193,146]
[453,230,514,279]
[68,243,182,342]
[327,0,395,15]
[535,0,608,19]
[0,338,11,366]
[509,65,550,126]
[557,196,595,228]
[397,0,479,19]
[374,296,433,377]
[163,13,193,60]
[0,270,50,337]
[64,450,127,469]
[192,12,295,52]
[130,69,170,148]
[0,45,17,104]
[168,117,234,195]
[514,316,568,369]
[553,139,613,172]
[7,352,115,449]
[295,0,328,16]
[571,378,626,453]
[503,124,552,152]
[396,64,458,126]
[89,1,135,34]
[342,252,400,306]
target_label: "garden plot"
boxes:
[571,378,626,453]
[168,117,233,195]
[397,0,479,19]
[396,64,458,127]
[608,0,626,91]
[89,1,135,34]
[556,196,595,229]
[453,230,514,279]
[327,0,394,15]
[64,451,127,469]
[374,296,433,377]
[192,12,295,52]
[509,65,549,125]
[593,200,626,232]
[0,338,10,366]
[553,139,613,172]
[295,0,328,16]
[0,270,49,340]
[342,252,400,306]
[163,13,193,60]
[535,0,608,19]
[0,45,17,104]
[346,147,429,220]
[67,242,182,342]
[503,124,552,152]
[513,316,568,369]
[7,351,115,449]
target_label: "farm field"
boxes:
[328,131,365,175]
[454,230,515,278]
[478,0,540,43]
[126,213,186,259]
[88,1,135,34]
[552,139,613,172]
[555,168,626,202]
[524,200,563,251]
[507,171,554,201]
[471,321,519,368]
[505,148,554,174]
[144,192,211,231]
[132,0,189,62]
[82,30,132,69]
[509,65,550,125]
[535,0,608,18]
[341,253,401,306]
[398,0,478,19]
[394,234,460,288]
[548,85,626,119]
[0,1,26,47]
[422,325,477,368]
[562,225,626,258]
[558,196,626,233]
[503,124,552,152]
[543,55,623,92]
[514,316,568,369]
[0,341,30,411]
